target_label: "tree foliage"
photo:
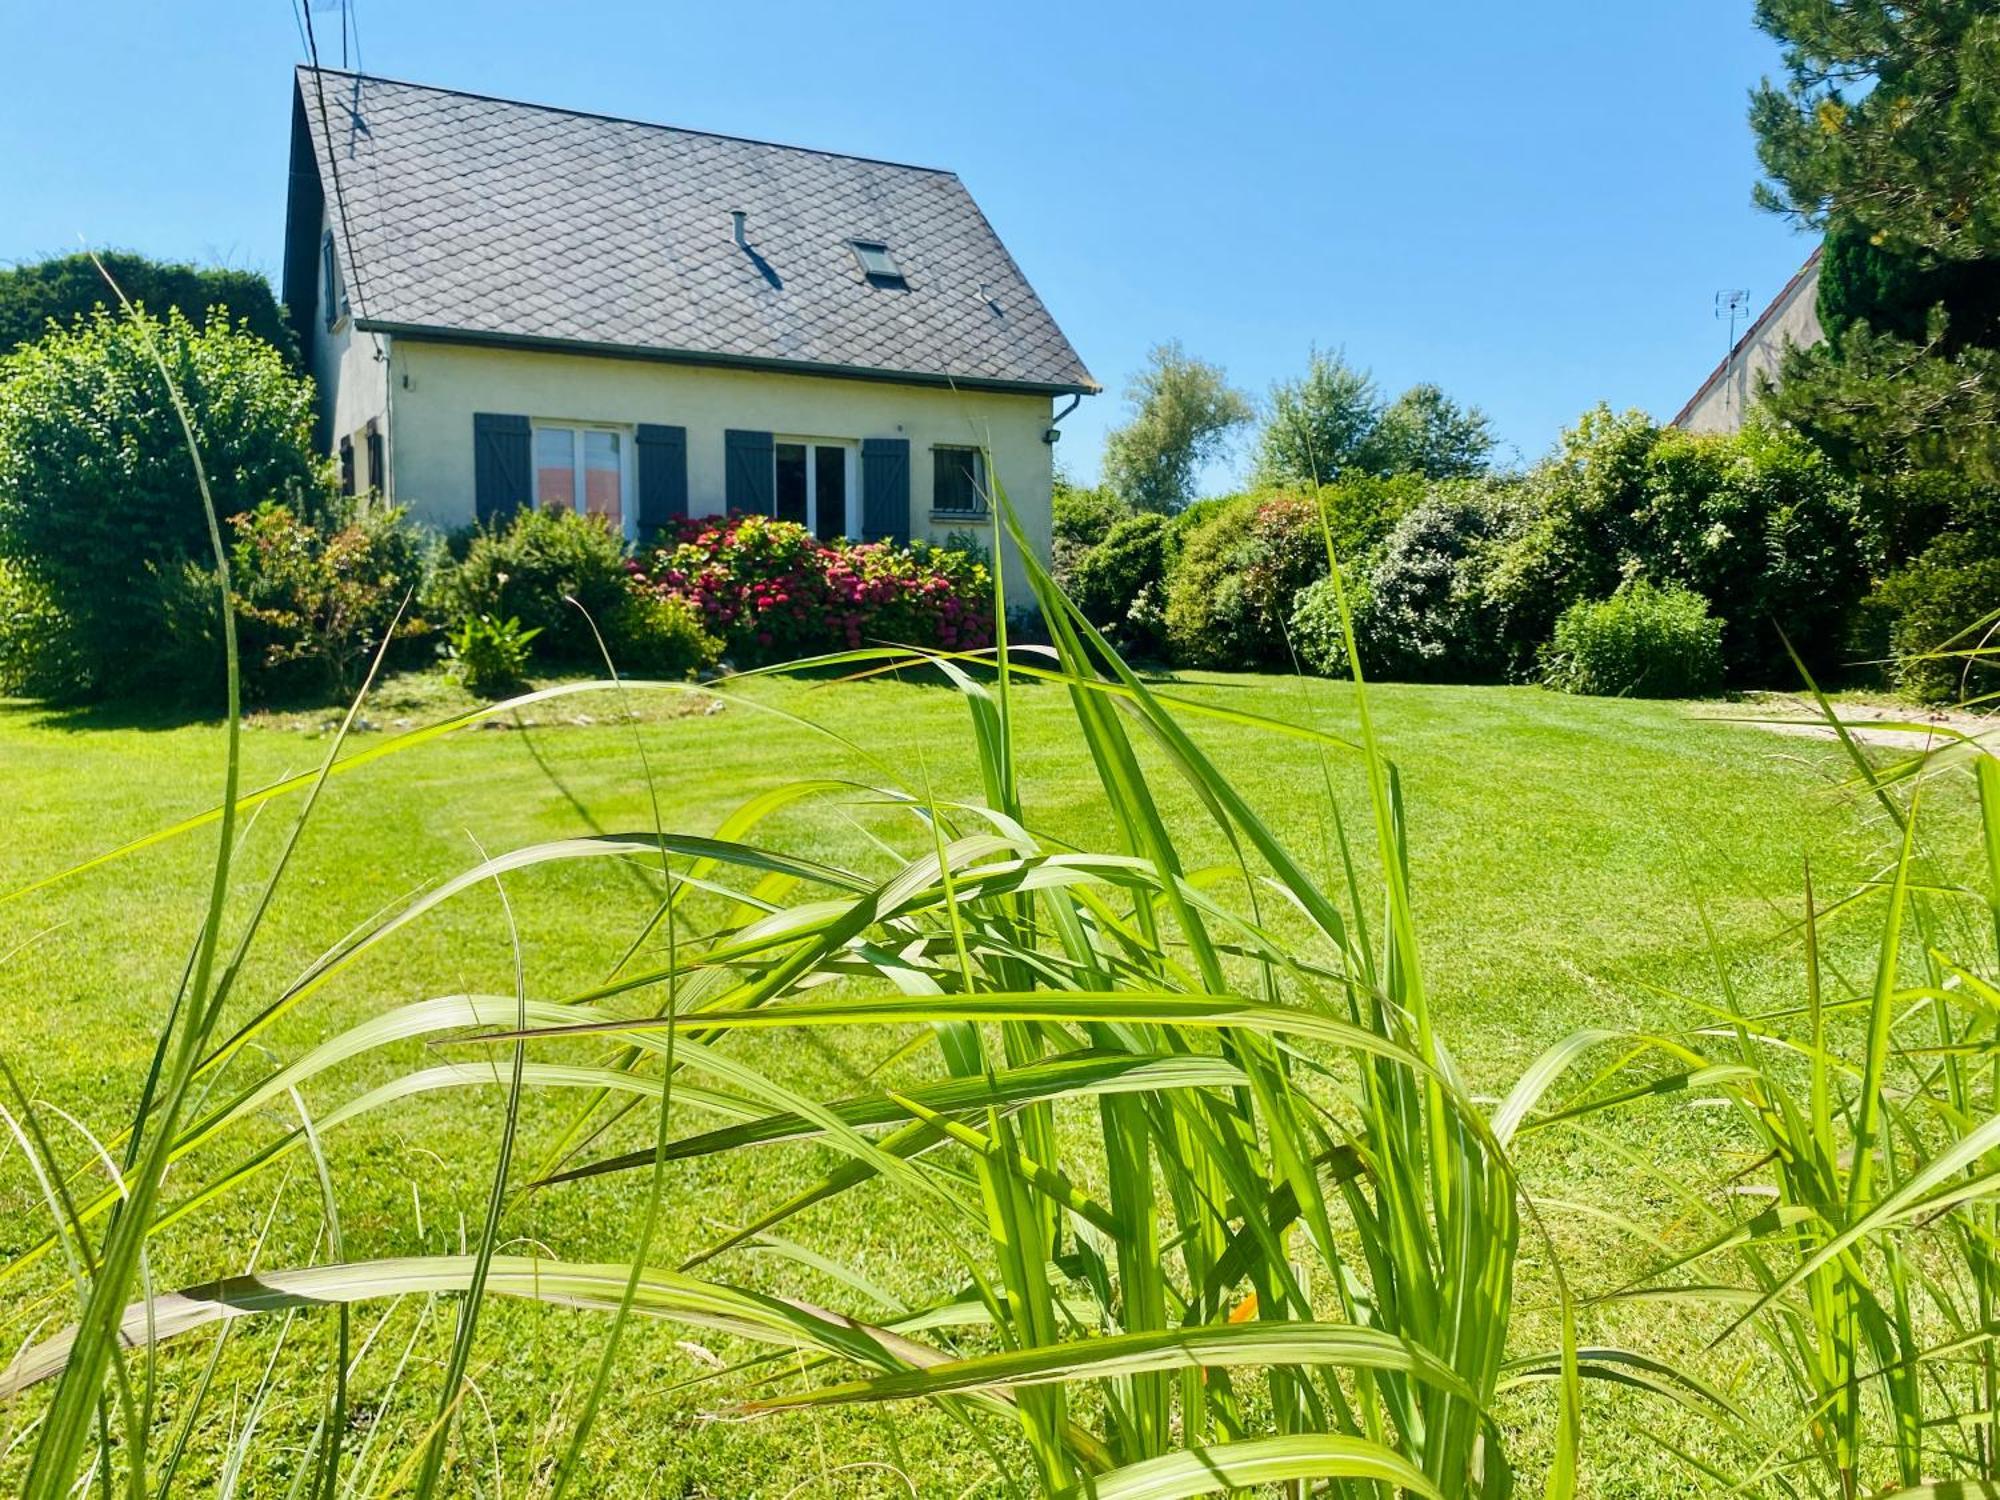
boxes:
[1100,341,1253,513]
[1370,383,1497,480]
[1750,2,2000,260]
[1252,349,1382,487]
[1751,2,2000,544]
[1253,351,1493,487]
[0,251,295,364]
[0,306,327,697]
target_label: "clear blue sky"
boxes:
[3,0,1811,490]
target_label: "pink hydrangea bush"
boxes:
[630,513,993,666]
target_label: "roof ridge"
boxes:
[294,64,959,179]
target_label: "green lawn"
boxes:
[0,668,1977,1496]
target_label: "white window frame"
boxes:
[531,420,636,541]
[774,436,858,540]
[930,444,988,518]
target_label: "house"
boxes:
[281,67,1097,604]
[1671,248,1823,434]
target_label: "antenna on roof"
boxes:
[1715,288,1750,415]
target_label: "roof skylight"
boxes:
[850,240,906,287]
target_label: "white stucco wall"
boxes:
[383,338,1056,607]
[1676,259,1824,435]
[307,209,391,484]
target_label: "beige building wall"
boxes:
[308,209,392,488]
[1675,256,1824,435]
[383,338,1054,609]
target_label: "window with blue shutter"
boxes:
[473,413,531,524]
[725,429,775,515]
[635,424,688,535]
[861,438,910,544]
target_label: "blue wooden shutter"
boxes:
[473,412,531,524]
[725,429,774,515]
[635,423,688,534]
[861,438,910,544]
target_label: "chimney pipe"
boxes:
[731,210,748,248]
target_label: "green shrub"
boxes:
[0,306,328,699]
[446,613,539,698]
[1069,512,1174,654]
[1541,580,1724,698]
[1483,409,1867,684]
[1638,422,1868,682]
[229,497,433,698]
[427,508,633,666]
[1357,482,1522,681]
[1051,478,1130,597]
[1287,573,1366,677]
[1872,530,2000,702]
[604,591,720,679]
[1164,493,1326,668]
[0,556,87,699]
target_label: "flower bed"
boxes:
[632,513,993,665]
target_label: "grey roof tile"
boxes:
[296,67,1097,393]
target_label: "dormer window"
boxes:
[849,240,906,289]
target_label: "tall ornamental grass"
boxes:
[3,318,2000,1497]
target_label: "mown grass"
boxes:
[0,659,1979,1497]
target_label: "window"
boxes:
[932,446,986,516]
[321,230,347,330]
[849,240,907,288]
[534,424,628,533]
[364,422,385,497]
[776,440,852,540]
[338,436,355,496]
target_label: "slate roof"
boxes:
[288,67,1097,394]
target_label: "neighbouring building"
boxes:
[1672,247,1823,434]
[282,67,1097,604]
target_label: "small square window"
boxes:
[932,446,986,516]
[850,240,906,287]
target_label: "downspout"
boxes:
[1043,392,1081,445]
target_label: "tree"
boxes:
[1100,341,1253,513]
[0,251,296,365]
[1251,348,1381,488]
[1748,3,2000,516]
[1750,3,2000,261]
[1367,383,1496,480]
[1253,352,1495,487]
[0,306,327,697]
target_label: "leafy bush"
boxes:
[1287,573,1367,677]
[1356,482,1522,681]
[446,613,539,698]
[1051,478,1129,597]
[1164,493,1327,668]
[229,498,432,697]
[0,306,327,699]
[602,591,720,679]
[1872,530,2000,702]
[427,507,634,666]
[1541,580,1724,698]
[0,555,86,699]
[1483,409,1867,684]
[1636,422,1868,681]
[636,513,992,666]
[1068,512,1174,654]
